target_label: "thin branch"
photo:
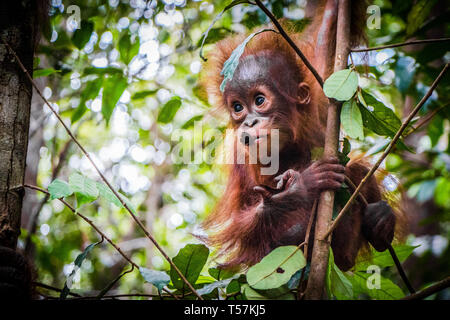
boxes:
[297,200,318,299]
[34,281,82,298]
[344,176,368,206]
[254,0,324,87]
[323,63,449,240]
[351,37,450,52]
[405,104,447,137]
[387,245,415,294]
[3,40,202,300]
[305,0,351,300]
[402,276,450,300]
[25,184,179,299]
[24,184,138,268]
[96,265,135,299]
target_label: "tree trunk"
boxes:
[305,0,351,299]
[0,1,38,249]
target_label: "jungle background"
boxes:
[13,0,450,299]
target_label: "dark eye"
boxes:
[233,103,244,113]
[255,95,265,106]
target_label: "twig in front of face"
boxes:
[254,0,324,87]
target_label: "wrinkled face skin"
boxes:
[223,51,310,152]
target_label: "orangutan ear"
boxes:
[297,82,311,105]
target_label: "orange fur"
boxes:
[199,1,404,270]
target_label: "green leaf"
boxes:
[72,78,103,124]
[69,173,99,207]
[33,68,61,78]
[61,241,100,299]
[341,100,364,140]
[96,182,137,214]
[181,115,203,129]
[435,177,450,208]
[242,284,295,300]
[170,244,209,291]
[342,137,351,156]
[358,103,394,137]
[157,97,182,123]
[33,57,40,69]
[287,270,302,290]
[48,179,73,200]
[72,20,94,49]
[199,0,251,59]
[226,279,241,295]
[157,29,170,43]
[349,271,404,300]
[354,244,419,271]
[428,115,444,147]
[131,90,158,100]
[119,33,140,65]
[196,275,217,284]
[96,182,122,207]
[101,75,128,124]
[359,90,402,134]
[84,67,123,75]
[406,0,438,37]
[71,104,88,124]
[196,27,231,47]
[208,267,236,280]
[219,29,276,92]
[326,249,353,300]
[197,275,239,296]
[246,245,306,290]
[323,69,358,101]
[139,267,170,292]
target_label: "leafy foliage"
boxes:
[341,100,364,140]
[246,246,306,290]
[157,96,182,123]
[69,173,99,207]
[48,179,73,200]
[139,267,170,292]
[323,69,358,101]
[169,244,209,291]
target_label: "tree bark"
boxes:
[305,0,351,299]
[0,1,38,249]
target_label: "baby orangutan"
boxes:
[200,22,401,271]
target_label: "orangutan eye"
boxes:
[233,103,244,113]
[255,95,265,106]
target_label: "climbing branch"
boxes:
[24,184,138,268]
[323,63,449,240]
[304,0,351,300]
[351,37,450,52]
[401,276,450,300]
[24,184,179,299]
[254,0,324,87]
[4,40,202,300]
